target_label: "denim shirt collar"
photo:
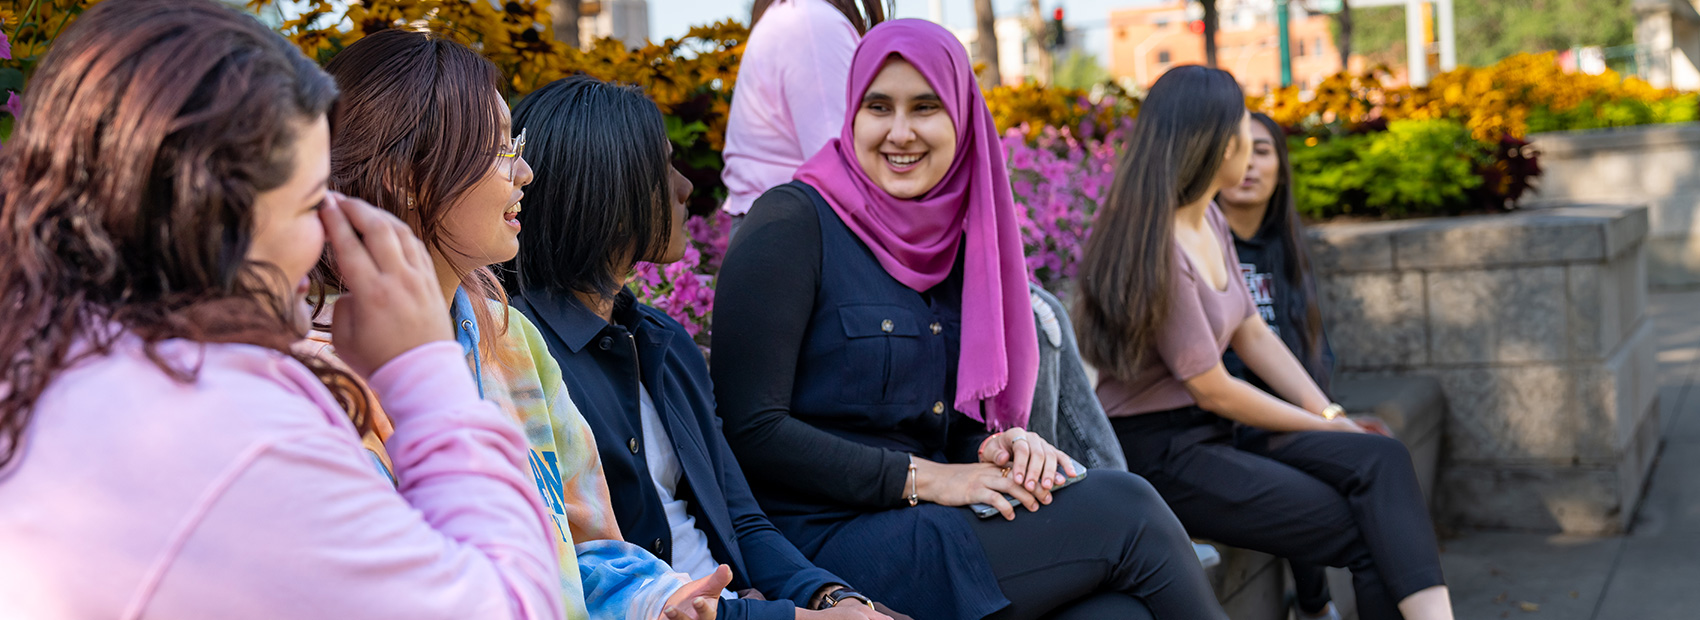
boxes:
[450,286,486,398]
[518,286,671,354]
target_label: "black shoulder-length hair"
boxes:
[1240,112,1325,372]
[1073,65,1247,381]
[504,74,673,300]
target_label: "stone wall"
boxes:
[1308,205,1660,534]
[1528,122,1700,288]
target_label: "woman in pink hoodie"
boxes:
[0,1,564,617]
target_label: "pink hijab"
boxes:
[794,19,1037,431]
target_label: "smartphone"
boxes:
[970,459,1088,519]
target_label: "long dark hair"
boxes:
[1074,65,1247,380]
[319,29,511,362]
[1237,112,1324,373]
[751,0,888,35]
[0,0,363,469]
[504,75,673,300]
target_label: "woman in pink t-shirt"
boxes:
[720,0,887,236]
[0,2,563,617]
[1073,66,1455,620]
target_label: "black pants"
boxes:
[1113,407,1446,620]
[964,470,1228,620]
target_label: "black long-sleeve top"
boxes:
[710,187,990,510]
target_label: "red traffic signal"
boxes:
[1053,7,1064,21]
[1189,20,1205,34]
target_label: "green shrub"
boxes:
[1290,120,1488,220]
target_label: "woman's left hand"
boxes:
[978,429,1079,502]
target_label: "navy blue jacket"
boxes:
[512,288,843,620]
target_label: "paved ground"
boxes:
[1439,290,1700,620]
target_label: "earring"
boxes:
[406,196,415,210]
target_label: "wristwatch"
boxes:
[818,587,874,610]
[1321,403,1346,421]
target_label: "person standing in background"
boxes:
[1216,112,1342,620]
[720,0,887,238]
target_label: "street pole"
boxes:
[1436,0,1456,71]
[1277,0,1292,87]
[1405,0,1427,85]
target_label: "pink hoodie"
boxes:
[0,336,563,620]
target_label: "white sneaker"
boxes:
[1192,542,1221,570]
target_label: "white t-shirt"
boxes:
[639,383,737,599]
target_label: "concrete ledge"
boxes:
[1528,122,1700,286]
[1308,205,1650,274]
[1531,122,1700,156]
[1310,204,1657,536]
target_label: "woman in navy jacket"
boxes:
[504,75,895,620]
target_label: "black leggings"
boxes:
[964,470,1228,620]
[1113,407,1446,620]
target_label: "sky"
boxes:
[648,0,1170,63]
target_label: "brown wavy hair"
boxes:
[317,29,511,363]
[0,0,369,470]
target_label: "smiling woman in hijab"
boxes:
[709,20,1228,620]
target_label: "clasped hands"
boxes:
[910,429,1080,521]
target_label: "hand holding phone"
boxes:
[970,459,1087,519]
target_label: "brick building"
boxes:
[1108,0,1361,94]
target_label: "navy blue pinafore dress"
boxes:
[749,182,1007,620]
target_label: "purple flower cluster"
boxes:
[1005,114,1132,297]
[629,209,733,346]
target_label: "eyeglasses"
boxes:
[497,127,527,181]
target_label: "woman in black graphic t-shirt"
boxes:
[1216,112,1341,620]
[1217,113,1335,397]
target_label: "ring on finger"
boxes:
[1009,435,1028,444]
[1000,468,1011,478]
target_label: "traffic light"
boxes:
[1046,7,1067,50]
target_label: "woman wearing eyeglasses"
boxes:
[309,29,730,620]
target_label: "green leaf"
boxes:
[0,68,24,94]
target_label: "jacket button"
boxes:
[652,538,664,553]
[930,322,942,335]
[599,336,613,350]
[881,319,894,333]
[628,437,640,454]
[460,319,474,332]
[933,401,945,414]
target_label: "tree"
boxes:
[974,0,1002,85]
[555,0,581,50]
[1028,0,1052,85]
[1347,0,1633,70]
[1201,0,1219,67]
[1054,50,1110,89]
[1336,0,1352,68]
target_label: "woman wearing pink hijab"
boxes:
[710,20,1227,620]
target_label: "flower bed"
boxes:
[10,1,1696,340]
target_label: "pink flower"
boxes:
[0,22,10,61]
